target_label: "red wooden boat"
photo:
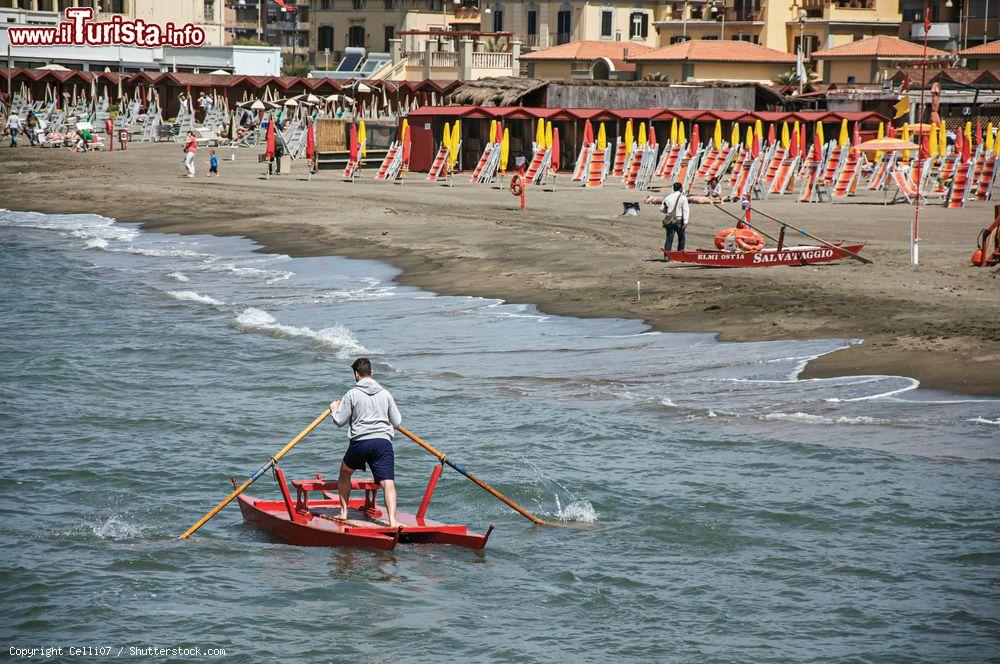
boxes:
[663,242,866,268]
[237,466,493,550]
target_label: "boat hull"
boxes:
[663,243,867,268]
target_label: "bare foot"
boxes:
[338,508,349,520]
[387,520,401,528]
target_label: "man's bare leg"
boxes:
[380,479,399,528]
[337,462,354,520]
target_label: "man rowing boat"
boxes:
[329,358,402,527]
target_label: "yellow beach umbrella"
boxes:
[713,119,722,149]
[545,121,553,151]
[754,119,763,142]
[670,118,678,145]
[624,118,634,149]
[448,120,460,168]
[793,121,801,147]
[838,118,849,147]
[928,121,939,158]
[987,122,995,153]
[489,119,497,144]
[939,119,947,155]
[399,118,407,145]
[781,122,790,149]
[535,118,545,148]
[875,122,885,161]
[597,122,607,151]
[816,121,825,146]
[637,121,647,147]
[678,121,686,145]
[442,122,451,153]
[358,119,367,157]
[745,125,753,149]
[500,126,510,171]
[901,122,911,161]
[731,122,740,147]
[965,121,973,148]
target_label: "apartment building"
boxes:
[0,1,227,45]
[901,0,999,52]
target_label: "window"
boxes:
[629,11,648,39]
[110,0,125,13]
[794,34,819,56]
[348,25,366,47]
[384,0,396,8]
[318,25,334,51]
[353,0,365,9]
[527,9,537,35]
[492,8,504,31]
[556,8,571,44]
[204,1,215,22]
[600,9,613,37]
[384,24,394,51]
[670,34,689,44]
[321,0,332,8]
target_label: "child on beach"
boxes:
[206,149,219,177]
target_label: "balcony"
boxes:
[799,0,897,23]
[910,21,959,40]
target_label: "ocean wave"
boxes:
[88,515,146,540]
[167,272,190,282]
[553,496,599,523]
[0,209,139,243]
[205,263,294,284]
[235,307,368,357]
[167,290,224,306]
[84,237,108,250]
[968,417,1000,426]
[762,412,886,425]
[121,246,214,259]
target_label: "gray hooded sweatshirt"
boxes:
[331,377,402,443]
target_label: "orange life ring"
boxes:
[715,227,765,253]
[510,175,524,197]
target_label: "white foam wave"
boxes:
[205,263,294,283]
[968,417,1000,426]
[235,307,368,357]
[0,209,139,244]
[90,515,145,540]
[553,496,599,523]
[824,378,920,402]
[167,272,190,282]
[84,237,108,250]
[762,412,886,425]
[167,290,224,306]
[123,246,213,259]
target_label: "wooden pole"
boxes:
[178,408,331,540]
[749,206,872,264]
[395,425,560,527]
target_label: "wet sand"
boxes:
[2,142,997,395]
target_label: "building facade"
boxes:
[900,0,999,52]
[0,1,228,45]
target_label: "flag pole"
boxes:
[911,0,932,266]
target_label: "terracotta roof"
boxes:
[960,39,1000,56]
[627,39,796,64]
[520,40,651,62]
[812,35,949,59]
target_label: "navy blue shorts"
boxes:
[343,438,394,483]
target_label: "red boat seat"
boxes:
[291,478,380,492]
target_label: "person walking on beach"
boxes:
[182,131,197,178]
[6,112,23,147]
[328,358,403,528]
[661,182,690,253]
[206,149,219,177]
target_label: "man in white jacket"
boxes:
[329,358,403,527]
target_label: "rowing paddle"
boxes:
[396,425,562,527]
[178,408,331,540]
[749,206,872,265]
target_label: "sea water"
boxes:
[1,209,997,662]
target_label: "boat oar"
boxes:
[396,425,561,527]
[749,206,872,264]
[178,408,331,540]
[711,203,781,244]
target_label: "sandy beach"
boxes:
[2,141,997,395]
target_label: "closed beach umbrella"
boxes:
[677,121,686,146]
[670,118,678,145]
[939,119,947,154]
[401,122,411,165]
[887,122,896,139]
[919,129,930,161]
[349,122,359,163]
[500,127,510,171]
[597,122,607,151]
[976,120,983,146]
[800,123,807,155]
[545,121,553,151]
[875,122,885,160]
[689,123,699,157]
[265,115,276,160]
[965,121,973,150]
[358,120,367,158]
[852,122,861,147]
[987,122,995,152]
[767,123,776,146]
[754,119,763,143]
[624,119,634,149]
[816,121,825,146]
[838,118,849,147]
[955,127,965,160]
[496,120,503,144]
[713,119,722,149]
[583,119,594,146]
[781,122,790,149]
[551,128,560,171]
[751,129,760,158]
[731,122,740,147]
[812,130,822,162]
[745,125,753,149]
[535,118,545,148]
[789,125,799,157]
[399,117,408,142]
[901,122,911,161]
[638,121,647,147]
[648,123,657,146]
[305,120,315,160]
[442,122,451,154]
[962,129,972,161]
[489,119,497,144]
[928,124,939,158]
[793,120,800,146]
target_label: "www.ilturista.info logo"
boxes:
[8,8,205,48]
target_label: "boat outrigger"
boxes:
[238,467,493,550]
[663,204,870,268]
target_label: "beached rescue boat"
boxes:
[237,466,493,550]
[663,242,867,268]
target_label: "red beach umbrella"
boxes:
[767,123,776,146]
[265,115,275,161]
[955,128,965,161]
[976,119,983,146]
[919,130,930,160]
[648,123,657,147]
[751,130,760,158]
[690,123,700,157]
[812,130,822,162]
[887,123,897,139]
[348,122,359,163]
[789,126,800,157]
[305,120,315,161]
[583,119,594,146]
[551,127,560,171]
[401,123,411,165]
[496,120,503,144]
[852,122,861,146]
[799,124,807,155]
[961,129,971,161]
